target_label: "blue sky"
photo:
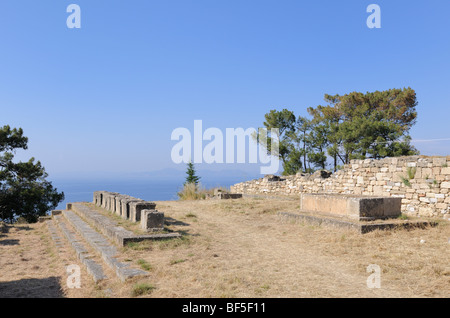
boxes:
[1,0,449,179]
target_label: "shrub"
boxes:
[407,167,416,179]
[177,183,216,200]
[131,283,155,297]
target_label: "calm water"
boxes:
[51,176,252,210]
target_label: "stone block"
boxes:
[113,195,121,216]
[218,193,243,199]
[38,216,52,223]
[120,197,140,220]
[93,191,106,206]
[300,193,401,220]
[421,168,432,178]
[432,157,447,166]
[436,203,447,209]
[106,193,112,211]
[441,182,450,189]
[382,197,403,217]
[101,192,110,209]
[129,201,156,222]
[109,193,117,212]
[93,191,100,205]
[114,194,125,215]
[140,209,164,232]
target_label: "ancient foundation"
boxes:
[93,191,163,232]
[279,192,436,234]
[300,193,401,221]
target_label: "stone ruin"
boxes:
[300,193,402,221]
[213,188,243,199]
[231,155,450,219]
[279,192,436,234]
[93,191,164,232]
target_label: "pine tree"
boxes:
[0,125,64,223]
[184,161,200,186]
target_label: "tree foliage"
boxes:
[184,161,200,186]
[0,125,64,223]
[256,88,419,175]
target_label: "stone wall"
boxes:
[230,155,450,218]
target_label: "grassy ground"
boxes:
[0,197,449,298]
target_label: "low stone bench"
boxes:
[300,193,402,221]
[93,191,159,231]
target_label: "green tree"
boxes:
[184,161,200,186]
[258,88,419,175]
[261,109,297,166]
[0,125,64,223]
[255,109,300,175]
[306,120,328,171]
[295,116,312,173]
[308,88,419,166]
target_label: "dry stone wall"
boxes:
[230,155,450,219]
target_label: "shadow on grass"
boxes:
[14,225,33,231]
[165,217,190,227]
[0,276,64,298]
[0,239,19,246]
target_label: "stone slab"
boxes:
[300,193,402,220]
[38,216,52,223]
[217,193,243,199]
[53,216,107,283]
[70,202,180,246]
[62,209,148,281]
[278,211,437,234]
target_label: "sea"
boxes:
[50,174,258,210]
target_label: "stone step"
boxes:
[53,215,108,283]
[70,202,181,247]
[61,209,148,282]
[46,219,66,251]
[278,211,438,234]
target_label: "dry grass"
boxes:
[177,183,229,200]
[0,197,448,298]
[0,222,101,298]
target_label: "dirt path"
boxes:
[172,202,404,297]
[0,222,99,298]
[140,198,448,298]
[0,197,448,298]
